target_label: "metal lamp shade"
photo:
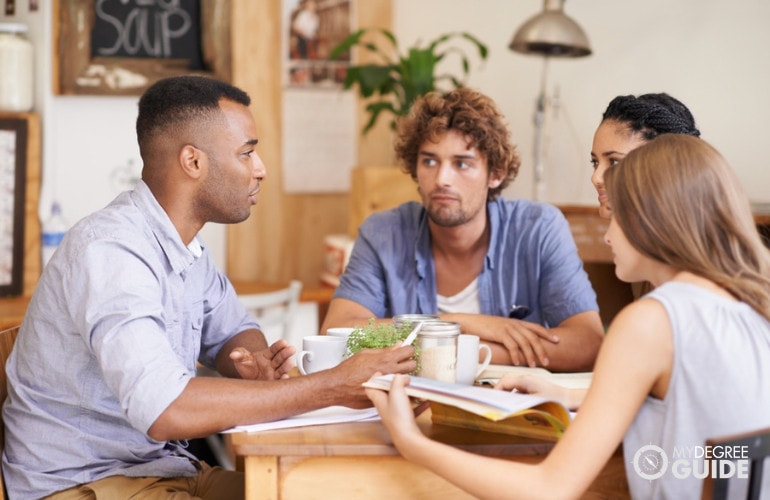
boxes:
[509,0,591,58]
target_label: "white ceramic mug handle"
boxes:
[475,344,493,377]
[297,350,313,376]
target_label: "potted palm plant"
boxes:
[329,28,488,134]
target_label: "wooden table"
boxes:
[229,410,630,499]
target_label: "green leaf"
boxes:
[362,101,398,134]
[329,29,366,60]
[460,32,489,60]
[345,319,421,371]
[328,29,488,134]
[346,318,412,353]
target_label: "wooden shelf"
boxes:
[558,204,770,326]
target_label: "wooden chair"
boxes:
[200,280,303,470]
[702,426,770,500]
[0,325,20,500]
[236,280,303,346]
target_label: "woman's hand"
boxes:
[365,373,427,457]
[495,374,586,410]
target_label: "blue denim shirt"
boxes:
[2,181,258,499]
[335,199,598,327]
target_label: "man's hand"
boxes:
[445,314,559,367]
[492,318,560,367]
[326,345,417,409]
[495,373,586,411]
[229,339,296,380]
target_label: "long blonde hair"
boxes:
[605,134,770,321]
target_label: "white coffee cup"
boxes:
[326,327,355,340]
[455,334,492,385]
[297,335,347,375]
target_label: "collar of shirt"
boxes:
[130,180,204,273]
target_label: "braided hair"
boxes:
[602,93,700,140]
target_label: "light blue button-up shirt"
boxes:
[2,181,258,499]
[335,199,598,326]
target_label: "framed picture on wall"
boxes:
[54,0,232,95]
[0,118,28,296]
[281,0,357,193]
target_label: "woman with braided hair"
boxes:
[590,93,700,219]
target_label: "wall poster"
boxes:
[282,0,357,193]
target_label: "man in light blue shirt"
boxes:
[322,88,603,372]
[2,76,416,499]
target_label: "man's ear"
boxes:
[488,171,505,190]
[179,144,204,179]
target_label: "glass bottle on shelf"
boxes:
[0,22,34,112]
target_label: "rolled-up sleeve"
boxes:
[66,236,194,432]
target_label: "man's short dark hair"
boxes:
[136,75,251,156]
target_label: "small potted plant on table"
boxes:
[346,319,421,371]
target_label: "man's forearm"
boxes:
[541,325,603,372]
[215,328,268,377]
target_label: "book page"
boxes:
[478,364,593,390]
[479,364,551,380]
[365,374,561,421]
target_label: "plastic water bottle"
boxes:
[42,202,68,267]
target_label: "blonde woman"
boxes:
[366,135,770,499]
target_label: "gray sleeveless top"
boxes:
[623,282,770,499]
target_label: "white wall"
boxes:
[394,0,770,205]
[4,0,770,271]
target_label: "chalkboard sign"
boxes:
[90,0,203,70]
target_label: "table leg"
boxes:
[244,455,278,499]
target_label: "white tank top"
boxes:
[623,281,770,499]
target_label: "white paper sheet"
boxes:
[222,406,380,434]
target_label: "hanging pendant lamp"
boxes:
[509,0,592,201]
[509,0,591,58]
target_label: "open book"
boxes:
[364,374,571,441]
[478,364,593,390]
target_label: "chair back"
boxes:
[702,426,770,500]
[237,280,303,345]
[198,283,303,471]
[0,325,20,500]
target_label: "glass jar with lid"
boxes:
[0,22,34,112]
[415,320,460,383]
[392,314,440,330]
